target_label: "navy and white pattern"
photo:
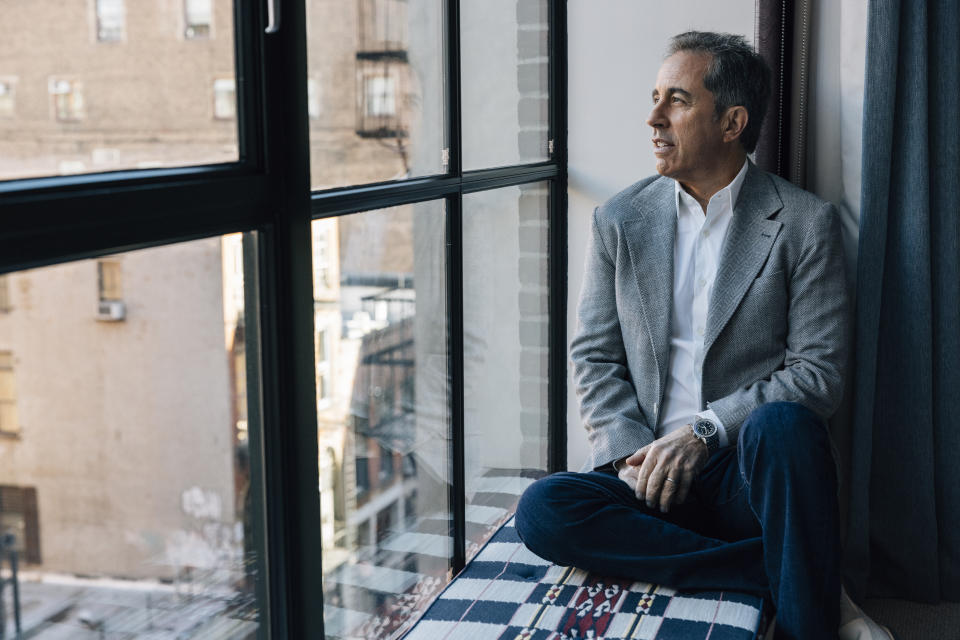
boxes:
[404,519,770,640]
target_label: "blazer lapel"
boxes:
[704,164,784,355]
[623,179,675,398]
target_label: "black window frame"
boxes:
[0,0,568,637]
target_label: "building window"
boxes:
[356,63,408,138]
[0,352,19,436]
[98,260,123,301]
[184,0,212,39]
[0,275,10,312]
[213,78,236,120]
[49,78,84,121]
[378,442,394,485]
[316,328,328,364]
[364,75,396,118]
[95,0,126,42]
[0,486,40,564]
[0,78,15,118]
[355,454,370,499]
[316,327,331,405]
[97,260,126,321]
[312,225,332,291]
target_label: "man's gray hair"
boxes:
[667,31,771,153]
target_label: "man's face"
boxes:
[646,51,727,184]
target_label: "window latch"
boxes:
[265,0,281,34]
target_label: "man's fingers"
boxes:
[658,472,679,512]
[660,468,693,512]
[643,463,668,508]
[625,446,648,467]
[634,449,658,502]
[674,470,694,506]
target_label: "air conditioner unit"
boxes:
[96,300,126,322]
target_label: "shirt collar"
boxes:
[674,158,750,218]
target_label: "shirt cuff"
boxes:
[696,409,729,448]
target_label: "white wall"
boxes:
[805,0,867,285]
[566,1,757,470]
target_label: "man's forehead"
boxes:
[653,51,710,93]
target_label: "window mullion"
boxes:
[445,0,466,578]
[259,0,323,636]
[446,191,466,577]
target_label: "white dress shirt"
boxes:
[656,159,750,448]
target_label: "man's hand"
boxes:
[624,427,710,513]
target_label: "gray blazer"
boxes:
[571,162,849,471]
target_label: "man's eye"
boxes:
[672,97,684,104]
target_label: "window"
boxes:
[306,0,444,188]
[184,0,212,39]
[0,275,10,312]
[0,352,17,435]
[95,0,125,42]
[97,260,123,301]
[312,221,334,293]
[0,240,265,632]
[213,78,236,119]
[49,78,84,121]
[1,1,564,636]
[316,327,331,405]
[1,1,239,181]
[0,78,15,118]
[461,0,551,168]
[364,75,396,118]
[0,486,40,564]
[316,328,328,363]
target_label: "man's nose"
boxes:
[646,102,667,130]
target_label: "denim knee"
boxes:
[515,473,578,556]
[738,401,825,453]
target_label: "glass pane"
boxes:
[0,235,264,636]
[315,201,450,639]
[0,1,238,181]
[462,182,549,560]
[306,0,446,190]
[461,0,550,170]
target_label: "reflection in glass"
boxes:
[314,202,450,639]
[307,0,445,190]
[0,1,238,181]
[0,235,263,637]
[463,183,550,559]
[461,0,550,170]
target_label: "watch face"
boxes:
[694,419,717,438]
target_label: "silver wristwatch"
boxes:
[691,418,720,454]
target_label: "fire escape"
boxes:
[356,0,411,173]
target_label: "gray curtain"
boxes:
[845,0,960,602]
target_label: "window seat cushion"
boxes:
[403,517,771,640]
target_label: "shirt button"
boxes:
[703,229,711,237]
[697,277,706,289]
[697,326,705,336]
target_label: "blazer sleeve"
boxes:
[707,202,850,440]
[570,207,657,470]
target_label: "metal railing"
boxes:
[0,532,21,640]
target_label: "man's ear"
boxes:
[721,106,749,144]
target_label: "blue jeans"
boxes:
[515,402,841,640]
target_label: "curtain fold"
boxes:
[846,0,960,602]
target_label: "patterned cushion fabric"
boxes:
[403,518,770,640]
